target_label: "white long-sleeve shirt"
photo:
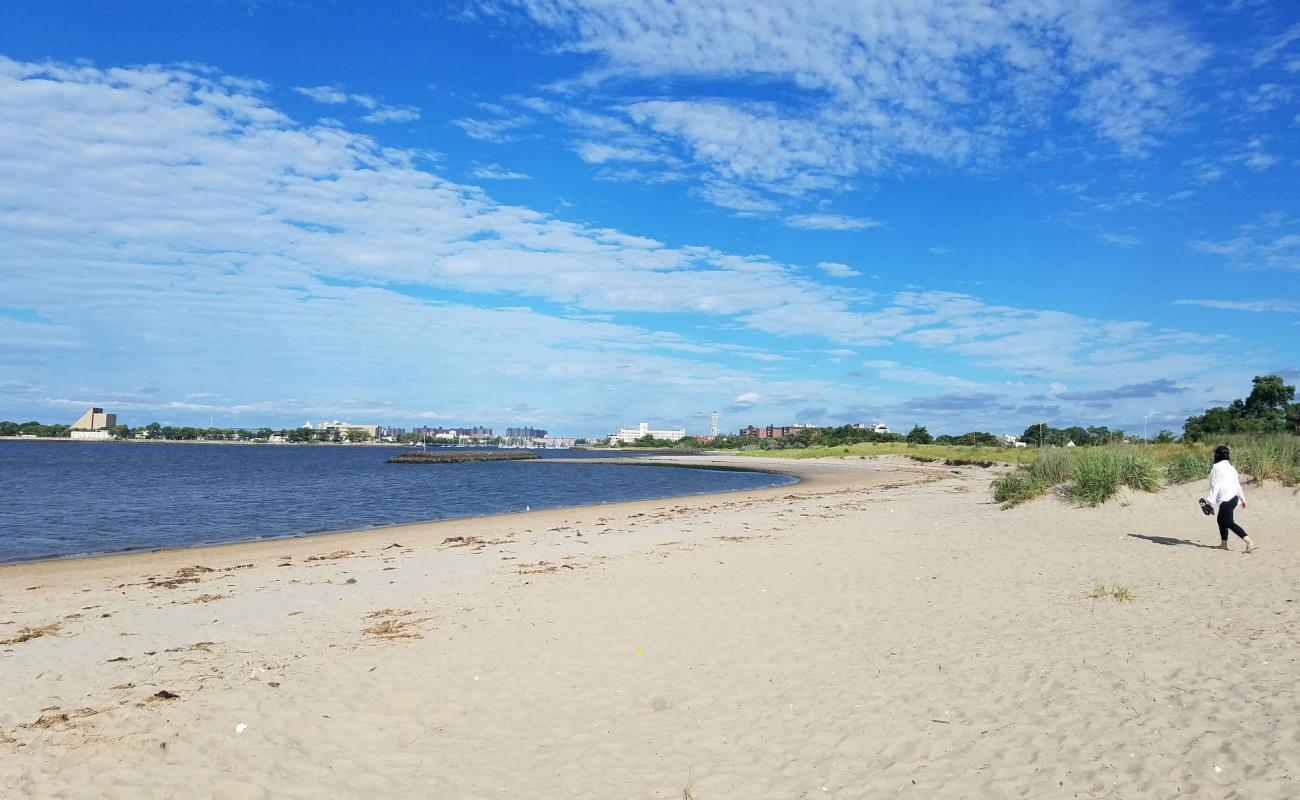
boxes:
[1207,460,1246,506]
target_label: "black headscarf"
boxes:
[1213,445,1230,463]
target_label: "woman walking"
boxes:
[1206,445,1257,553]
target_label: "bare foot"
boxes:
[1217,542,1229,550]
[1244,538,1258,554]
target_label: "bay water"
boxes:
[0,441,793,562]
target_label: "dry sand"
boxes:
[1,454,1297,799]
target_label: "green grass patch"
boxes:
[994,445,1164,507]
[1165,451,1205,484]
[1221,434,1300,485]
[735,441,1036,465]
[1090,583,1136,603]
[1066,449,1123,506]
[1027,448,1075,486]
[1117,450,1162,493]
[991,470,1050,508]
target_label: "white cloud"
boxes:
[294,85,349,104]
[732,392,761,406]
[0,56,1239,431]
[863,360,982,390]
[362,106,420,124]
[471,163,532,180]
[929,246,952,255]
[295,85,419,124]
[1098,232,1140,248]
[816,261,860,278]
[1172,299,1300,313]
[1189,215,1300,271]
[1250,22,1300,69]
[691,182,779,216]
[574,141,664,164]
[785,214,879,231]
[452,114,533,142]
[505,0,1211,208]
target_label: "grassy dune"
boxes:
[991,435,1300,508]
[736,441,1038,465]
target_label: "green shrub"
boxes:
[991,469,1050,508]
[1165,452,1205,485]
[1067,449,1122,506]
[1118,450,1161,492]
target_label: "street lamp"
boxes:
[1039,419,1053,448]
[1143,410,1160,441]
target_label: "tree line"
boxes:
[1182,375,1299,439]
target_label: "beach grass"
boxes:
[1164,451,1205,484]
[991,469,1049,507]
[736,441,1037,465]
[992,434,1300,508]
[1090,583,1136,602]
[1065,449,1124,505]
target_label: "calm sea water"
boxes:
[0,441,793,562]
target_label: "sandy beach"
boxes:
[2,454,1297,798]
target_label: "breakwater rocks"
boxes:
[386,450,540,464]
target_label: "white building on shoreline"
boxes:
[608,421,686,444]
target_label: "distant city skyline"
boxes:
[1,3,1297,438]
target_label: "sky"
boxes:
[0,0,1298,438]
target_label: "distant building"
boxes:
[739,424,820,439]
[410,425,494,442]
[608,422,686,444]
[506,427,547,439]
[70,430,112,440]
[709,411,719,437]
[852,422,891,434]
[316,420,379,439]
[71,407,116,431]
[537,436,576,449]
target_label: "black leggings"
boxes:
[1217,497,1248,541]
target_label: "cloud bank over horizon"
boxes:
[0,0,1297,436]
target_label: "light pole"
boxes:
[1039,419,1052,448]
[1143,410,1160,441]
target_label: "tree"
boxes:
[1022,423,1054,447]
[954,431,1000,447]
[1153,430,1176,444]
[1184,374,1297,439]
[346,429,372,443]
[1244,375,1294,419]
[1062,426,1091,446]
[905,425,933,445]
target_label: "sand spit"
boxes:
[1,454,1297,798]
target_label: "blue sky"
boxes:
[1,1,1297,438]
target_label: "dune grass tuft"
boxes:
[991,470,1050,508]
[1090,583,1135,602]
[1066,449,1123,506]
[995,446,1165,507]
[1165,451,1205,484]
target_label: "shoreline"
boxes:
[0,454,871,577]
[5,456,1296,797]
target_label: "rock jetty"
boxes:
[386,450,539,464]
